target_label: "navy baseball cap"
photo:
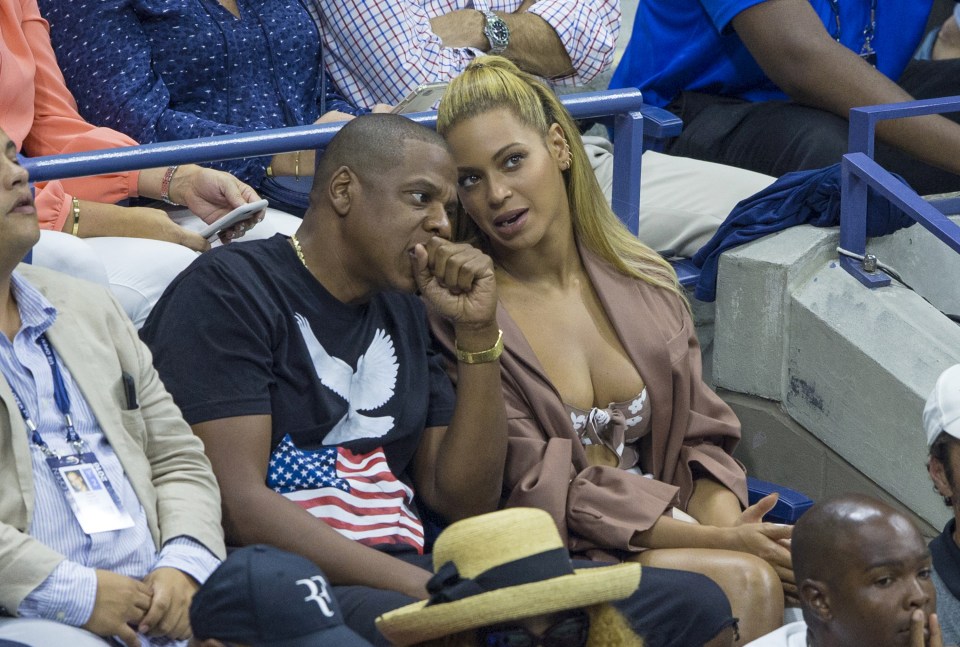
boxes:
[190,545,374,647]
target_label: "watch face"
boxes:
[484,13,509,51]
[489,21,508,44]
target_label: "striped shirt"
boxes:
[308,0,620,108]
[1,272,218,645]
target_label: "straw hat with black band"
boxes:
[375,507,642,646]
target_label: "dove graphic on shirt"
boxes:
[294,313,398,445]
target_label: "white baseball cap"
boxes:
[924,364,960,447]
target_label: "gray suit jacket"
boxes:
[0,265,225,613]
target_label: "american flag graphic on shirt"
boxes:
[267,434,425,552]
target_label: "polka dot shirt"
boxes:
[39,0,360,185]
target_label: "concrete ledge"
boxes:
[726,390,942,537]
[866,216,960,315]
[713,226,836,399]
[710,222,960,528]
[786,259,960,525]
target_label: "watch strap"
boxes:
[481,10,510,55]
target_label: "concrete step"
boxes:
[705,219,960,533]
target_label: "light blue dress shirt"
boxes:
[0,272,218,644]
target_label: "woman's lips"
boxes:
[493,208,528,235]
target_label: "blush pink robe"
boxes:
[429,242,748,560]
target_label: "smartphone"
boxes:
[391,82,448,114]
[199,199,269,240]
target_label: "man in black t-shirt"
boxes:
[141,115,507,645]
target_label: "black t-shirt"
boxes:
[141,235,455,551]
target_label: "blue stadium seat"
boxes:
[747,477,813,524]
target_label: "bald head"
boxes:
[793,494,918,584]
[311,113,448,199]
[792,494,934,647]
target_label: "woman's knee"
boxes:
[710,551,781,601]
[738,553,781,594]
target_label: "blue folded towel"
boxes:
[691,163,914,301]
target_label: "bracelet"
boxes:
[266,152,298,179]
[70,197,81,236]
[160,165,180,205]
[455,329,504,364]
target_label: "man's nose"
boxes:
[425,204,452,240]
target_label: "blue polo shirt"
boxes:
[610,0,934,107]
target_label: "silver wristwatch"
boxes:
[481,10,510,55]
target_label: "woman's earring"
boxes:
[561,139,572,170]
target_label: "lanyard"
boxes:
[826,0,877,64]
[7,334,82,456]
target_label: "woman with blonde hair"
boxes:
[430,56,791,644]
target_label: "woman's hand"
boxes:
[139,166,263,243]
[67,201,210,252]
[268,111,356,179]
[132,207,210,252]
[731,493,796,600]
[166,166,264,242]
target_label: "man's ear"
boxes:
[328,165,356,217]
[929,456,954,500]
[800,578,832,623]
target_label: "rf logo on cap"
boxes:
[190,545,375,646]
[297,575,335,617]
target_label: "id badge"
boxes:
[46,452,135,534]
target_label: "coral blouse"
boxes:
[0,0,139,230]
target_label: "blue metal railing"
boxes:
[20,88,705,285]
[841,97,960,287]
[22,89,650,236]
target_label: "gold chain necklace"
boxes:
[290,234,308,270]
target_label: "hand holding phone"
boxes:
[199,199,268,240]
